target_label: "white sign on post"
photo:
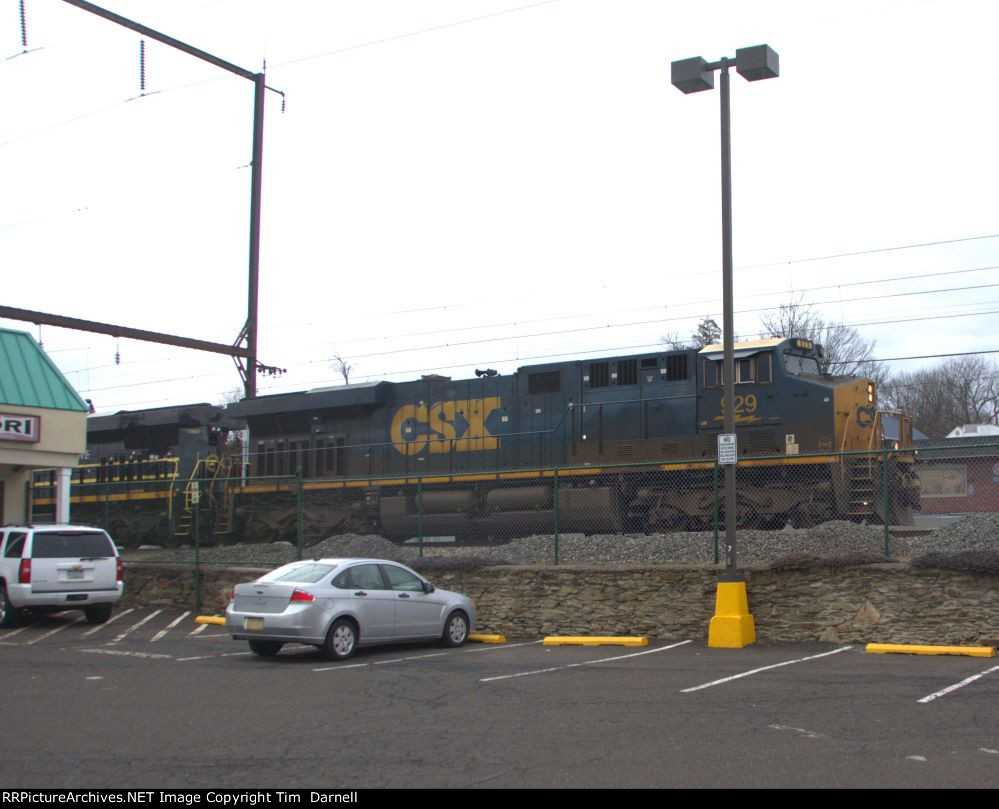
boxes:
[718,433,737,465]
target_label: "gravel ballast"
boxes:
[115,515,999,568]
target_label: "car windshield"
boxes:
[31,531,115,558]
[270,563,337,584]
[783,353,821,376]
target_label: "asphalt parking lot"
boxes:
[2,608,997,788]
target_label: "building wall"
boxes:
[918,457,999,514]
[0,404,86,523]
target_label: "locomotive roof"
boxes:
[87,402,229,432]
[698,337,788,354]
[227,381,391,418]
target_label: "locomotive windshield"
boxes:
[783,352,821,376]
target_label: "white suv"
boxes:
[0,524,123,627]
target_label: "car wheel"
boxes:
[248,640,284,657]
[84,604,113,625]
[324,618,357,661]
[442,611,469,647]
[0,585,20,629]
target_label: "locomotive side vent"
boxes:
[616,443,634,458]
[748,429,777,454]
[589,362,610,388]
[529,371,561,394]
[617,359,638,386]
[659,441,679,456]
[665,354,688,381]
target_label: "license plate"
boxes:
[67,569,84,580]
[244,617,264,631]
[66,594,87,602]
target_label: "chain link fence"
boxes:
[27,443,999,578]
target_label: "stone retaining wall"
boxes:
[121,562,999,645]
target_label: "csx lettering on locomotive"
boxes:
[390,397,502,455]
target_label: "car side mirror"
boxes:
[422,581,434,594]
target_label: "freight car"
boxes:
[31,337,921,546]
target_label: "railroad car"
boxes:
[226,336,919,542]
[30,403,235,546]
[31,337,921,546]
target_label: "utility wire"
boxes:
[305,263,999,348]
[272,0,561,68]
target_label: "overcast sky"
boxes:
[2,0,997,413]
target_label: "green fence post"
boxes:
[193,490,202,615]
[24,480,31,523]
[103,492,110,531]
[417,477,424,558]
[553,468,559,566]
[712,460,720,564]
[882,448,891,560]
[296,467,304,561]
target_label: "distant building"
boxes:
[916,427,999,514]
[945,424,999,439]
[0,328,89,522]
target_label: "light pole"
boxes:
[671,44,779,647]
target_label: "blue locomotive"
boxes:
[31,336,920,545]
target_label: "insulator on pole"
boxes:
[19,0,27,49]
[139,38,146,94]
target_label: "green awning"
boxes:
[0,328,88,412]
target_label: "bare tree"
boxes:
[331,350,353,385]
[880,356,999,437]
[759,295,886,386]
[661,316,722,350]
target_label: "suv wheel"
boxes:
[0,585,19,629]
[84,604,113,625]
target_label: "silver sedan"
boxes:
[226,558,477,660]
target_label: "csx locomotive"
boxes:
[31,337,920,546]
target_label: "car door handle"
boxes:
[398,593,410,599]
[354,591,367,596]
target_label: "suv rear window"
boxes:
[31,531,115,559]
[4,533,27,558]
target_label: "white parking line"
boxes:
[680,646,853,693]
[151,611,191,642]
[313,662,371,672]
[480,640,692,683]
[373,652,448,665]
[463,640,544,654]
[24,616,83,645]
[81,608,134,638]
[0,626,31,640]
[312,650,455,673]
[188,623,209,637]
[106,609,161,645]
[918,663,999,704]
[80,647,172,660]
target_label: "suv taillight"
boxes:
[116,557,123,583]
[290,589,315,603]
[18,558,31,584]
